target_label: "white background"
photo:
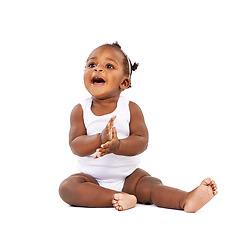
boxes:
[1,0,239,239]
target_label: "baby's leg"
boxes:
[123,168,218,212]
[140,176,218,212]
[123,168,187,210]
[136,175,188,210]
[59,173,118,207]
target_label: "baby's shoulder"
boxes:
[128,101,144,118]
[129,101,141,111]
[72,103,83,112]
[70,103,83,121]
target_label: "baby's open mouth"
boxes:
[91,76,106,85]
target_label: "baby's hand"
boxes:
[95,116,117,159]
[99,115,116,144]
[95,126,120,159]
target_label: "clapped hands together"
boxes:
[94,115,120,159]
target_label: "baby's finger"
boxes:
[101,142,110,149]
[112,127,118,139]
[109,115,116,127]
[98,147,109,152]
[108,128,112,141]
[95,150,107,158]
[94,152,102,159]
[110,115,116,122]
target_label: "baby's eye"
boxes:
[106,64,114,69]
[88,63,96,68]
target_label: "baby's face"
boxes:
[84,46,129,99]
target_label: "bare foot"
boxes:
[112,193,137,211]
[183,178,218,213]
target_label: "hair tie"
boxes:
[127,56,131,78]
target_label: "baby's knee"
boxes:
[135,176,163,204]
[59,177,78,205]
[59,178,70,203]
[59,174,93,205]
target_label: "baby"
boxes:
[59,42,218,212]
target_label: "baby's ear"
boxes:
[120,78,131,90]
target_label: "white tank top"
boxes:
[76,96,140,184]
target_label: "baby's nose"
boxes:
[94,65,103,72]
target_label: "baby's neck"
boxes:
[91,95,120,116]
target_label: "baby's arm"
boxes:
[116,101,149,156]
[96,102,149,157]
[69,104,115,157]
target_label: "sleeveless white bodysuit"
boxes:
[76,96,140,191]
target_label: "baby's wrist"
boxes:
[113,139,121,155]
[99,129,110,145]
[98,133,103,145]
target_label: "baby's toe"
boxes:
[212,183,217,190]
[118,206,123,211]
[115,205,120,210]
[210,180,217,187]
[209,180,214,186]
